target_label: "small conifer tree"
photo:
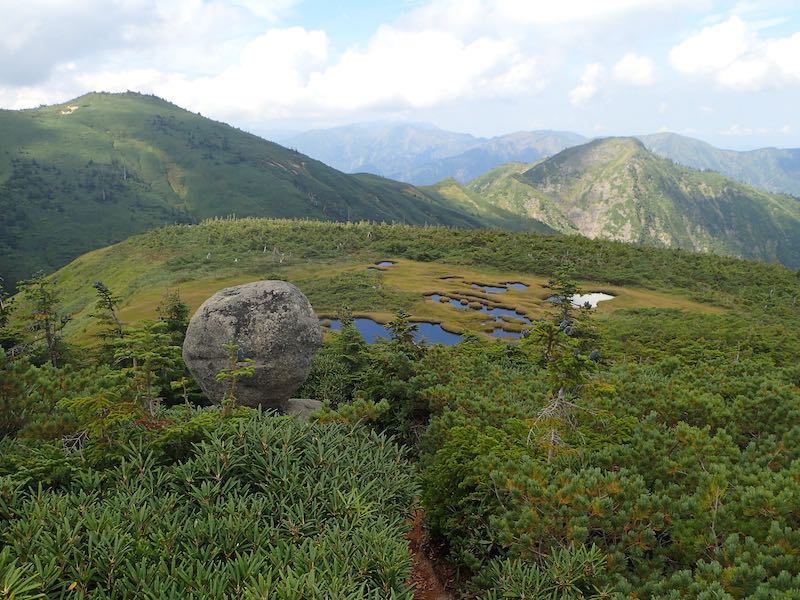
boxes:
[215,342,255,415]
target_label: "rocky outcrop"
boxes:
[182,280,322,410]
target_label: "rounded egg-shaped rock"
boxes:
[182,280,322,410]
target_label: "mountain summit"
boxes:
[442,137,800,267]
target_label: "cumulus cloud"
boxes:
[670,16,800,90]
[306,28,542,110]
[0,0,296,86]
[612,53,657,85]
[59,23,545,123]
[569,63,604,106]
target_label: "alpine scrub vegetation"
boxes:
[0,276,418,599]
[296,258,800,596]
[315,313,800,597]
[2,218,800,597]
[0,414,418,599]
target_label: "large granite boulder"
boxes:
[182,280,322,410]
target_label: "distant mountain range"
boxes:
[436,137,800,267]
[278,124,586,185]
[279,123,800,197]
[638,132,800,197]
[0,93,549,289]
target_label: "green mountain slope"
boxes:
[421,174,557,233]
[639,132,800,197]
[460,137,800,267]
[0,93,518,290]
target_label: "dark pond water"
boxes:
[428,294,531,325]
[429,294,469,310]
[471,282,529,293]
[366,261,396,271]
[485,306,531,325]
[471,283,508,294]
[426,296,532,343]
[323,318,463,345]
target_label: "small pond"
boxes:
[547,293,615,308]
[429,294,531,325]
[472,283,509,294]
[323,317,463,345]
[366,261,396,271]
[429,293,469,310]
[572,293,615,308]
[486,306,531,325]
[471,282,529,293]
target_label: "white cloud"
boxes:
[670,16,752,74]
[670,16,800,90]
[309,29,502,109]
[612,53,657,85]
[75,27,329,121]
[569,63,604,106]
[64,23,544,124]
[306,28,542,110]
[0,0,297,86]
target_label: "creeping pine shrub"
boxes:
[0,413,418,599]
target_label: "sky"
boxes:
[0,0,798,149]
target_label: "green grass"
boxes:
[22,218,799,345]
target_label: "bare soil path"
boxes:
[407,510,456,600]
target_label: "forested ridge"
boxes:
[0,92,546,291]
[1,219,799,598]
